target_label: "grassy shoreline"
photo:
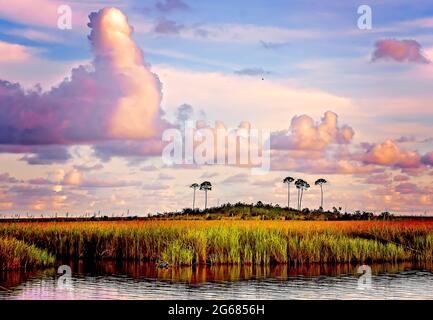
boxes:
[1,220,433,267]
[0,237,54,271]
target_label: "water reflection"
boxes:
[1,261,433,300]
[53,260,433,282]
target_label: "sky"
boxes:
[0,0,432,216]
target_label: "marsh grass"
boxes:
[0,237,55,271]
[0,220,432,266]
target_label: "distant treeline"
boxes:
[156,201,395,221]
[2,202,432,223]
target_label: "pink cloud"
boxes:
[358,139,422,169]
[28,178,52,185]
[140,165,159,171]
[222,173,249,184]
[0,8,167,147]
[421,151,433,166]
[28,168,141,189]
[394,182,423,195]
[0,145,71,165]
[271,111,354,151]
[269,113,433,175]
[1,182,97,212]
[73,163,104,172]
[93,139,165,162]
[270,150,380,174]
[363,173,392,185]
[158,173,175,180]
[394,174,410,182]
[79,178,141,188]
[372,39,430,64]
[0,41,32,63]
[0,173,20,183]
[0,0,87,29]
[401,167,430,177]
[0,0,59,27]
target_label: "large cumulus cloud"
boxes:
[356,139,422,169]
[0,8,167,161]
[271,111,354,151]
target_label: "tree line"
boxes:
[189,177,328,212]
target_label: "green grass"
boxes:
[0,221,429,266]
[0,237,55,271]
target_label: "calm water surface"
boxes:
[1,261,433,300]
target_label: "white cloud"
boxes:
[155,65,356,131]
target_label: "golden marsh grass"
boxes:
[1,220,433,266]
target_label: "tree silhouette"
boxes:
[283,177,295,209]
[200,181,212,210]
[190,183,199,210]
[295,179,310,210]
[315,178,327,210]
[189,183,199,218]
[300,181,310,210]
[295,179,303,210]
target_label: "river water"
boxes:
[1,261,433,300]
